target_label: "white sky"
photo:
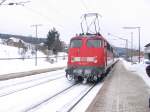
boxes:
[0,0,150,50]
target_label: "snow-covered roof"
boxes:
[8,37,28,45]
[145,43,150,47]
[9,37,23,43]
[40,42,44,45]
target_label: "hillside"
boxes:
[0,33,46,44]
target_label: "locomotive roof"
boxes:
[71,33,114,48]
[71,33,108,42]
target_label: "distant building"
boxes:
[6,37,25,48]
[144,43,150,63]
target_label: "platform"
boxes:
[86,61,150,112]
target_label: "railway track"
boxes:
[24,83,97,112]
[24,83,79,112]
[0,76,65,97]
[58,84,96,112]
[0,67,109,112]
[0,70,65,89]
[0,70,66,97]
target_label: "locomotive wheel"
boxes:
[77,76,83,82]
[66,74,73,81]
[93,75,98,82]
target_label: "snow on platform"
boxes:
[86,60,150,112]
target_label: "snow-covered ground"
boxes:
[0,43,67,75]
[122,59,150,87]
[0,68,103,112]
[0,43,149,112]
[0,43,104,112]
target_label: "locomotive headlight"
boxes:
[71,57,75,63]
[71,57,80,62]
[71,57,74,62]
[94,56,98,63]
[86,57,97,63]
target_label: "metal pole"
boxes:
[138,27,141,63]
[35,25,37,66]
[126,39,128,59]
[31,24,42,66]
[122,26,141,63]
[131,32,133,63]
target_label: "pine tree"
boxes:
[45,27,62,54]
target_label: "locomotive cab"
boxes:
[66,34,106,83]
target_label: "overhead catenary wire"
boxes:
[22,5,63,28]
[79,0,103,34]
[0,0,30,6]
[80,0,89,12]
[3,0,64,29]
[0,0,7,5]
[42,0,64,17]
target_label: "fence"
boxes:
[0,55,68,65]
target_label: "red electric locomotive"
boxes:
[65,13,116,83]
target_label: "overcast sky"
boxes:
[0,0,150,50]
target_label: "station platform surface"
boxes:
[86,61,150,112]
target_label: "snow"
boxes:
[0,44,67,75]
[0,44,22,58]
[0,77,72,112]
[31,84,92,112]
[0,43,150,112]
[71,82,103,112]
[9,37,22,43]
[0,43,104,112]
[122,58,150,87]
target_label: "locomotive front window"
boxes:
[87,39,101,48]
[70,39,82,48]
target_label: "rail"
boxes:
[0,74,65,97]
[59,84,96,112]
[24,83,78,112]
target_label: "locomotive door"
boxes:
[104,41,107,67]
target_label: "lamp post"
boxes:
[123,27,141,63]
